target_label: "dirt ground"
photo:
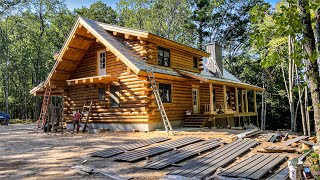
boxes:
[0,123,302,180]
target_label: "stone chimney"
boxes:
[205,43,223,77]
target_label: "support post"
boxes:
[223,85,227,113]
[209,83,214,114]
[245,89,248,113]
[241,90,244,113]
[254,90,257,112]
[235,87,239,113]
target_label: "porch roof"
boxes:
[176,70,264,92]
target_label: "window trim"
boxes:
[158,83,172,103]
[97,49,106,75]
[98,87,106,101]
[158,46,170,67]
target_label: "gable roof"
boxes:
[30,17,263,96]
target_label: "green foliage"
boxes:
[74,1,117,24]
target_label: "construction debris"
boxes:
[257,146,296,153]
[283,136,308,146]
[71,165,128,180]
[229,128,262,140]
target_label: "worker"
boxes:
[73,110,81,133]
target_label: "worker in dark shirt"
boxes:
[73,110,81,133]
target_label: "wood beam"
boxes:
[73,34,95,42]
[241,90,244,113]
[67,46,87,53]
[209,83,214,114]
[223,85,227,113]
[235,87,239,113]
[245,89,248,113]
[124,34,136,40]
[254,90,257,113]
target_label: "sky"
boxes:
[65,0,279,11]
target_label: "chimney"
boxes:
[205,43,223,77]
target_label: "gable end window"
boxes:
[159,83,172,103]
[158,47,170,67]
[98,88,106,101]
[193,57,198,68]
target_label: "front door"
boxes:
[97,50,106,75]
[192,88,199,114]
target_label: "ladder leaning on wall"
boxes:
[37,88,51,128]
[146,69,174,135]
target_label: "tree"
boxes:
[298,0,320,141]
[75,1,117,24]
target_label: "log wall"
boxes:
[123,39,202,73]
[147,78,193,123]
[64,42,150,124]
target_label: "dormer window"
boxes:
[158,47,170,67]
[193,57,198,68]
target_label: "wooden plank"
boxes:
[169,139,259,179]
[283,136,308,146]
[193,140,258,179]
[144,139,222,169]
[115,137,202,162]
[267,167,289,180]
[247,155,287,179]
[219,154,263,177]
[224,154,268,177]
[90,137,170,158]
[263,146,296,153]
[300,140,317,146]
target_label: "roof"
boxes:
[177,70,264,91]
[30,17,263,95]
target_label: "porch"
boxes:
[184,81,262,128]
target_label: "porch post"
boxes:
[241,90,244,112]
[254,90,257,112]
[209,83,214,114]
[235,87,239,113]
[245,89,248,113]
[223,85,227,113]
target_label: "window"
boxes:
[158,47,170,67]
[193,57,198,68]
[110,85,120,108]
[99,51,106,69]
[159,83,172,103]
[98,88,106,101]
[97,50,106,75]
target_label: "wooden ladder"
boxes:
[37,88,51,128]
[146,70,174,135]
[82,101,93,133]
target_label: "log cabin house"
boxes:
[30,17,264,132]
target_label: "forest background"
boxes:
[1,0,320,138]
